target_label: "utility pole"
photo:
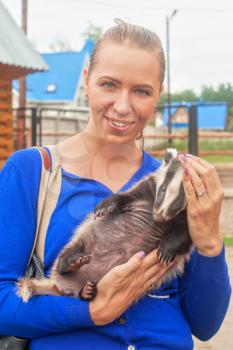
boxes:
[166,9,177,144]
[18,0,28,148]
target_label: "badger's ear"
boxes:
[163,148,178,165]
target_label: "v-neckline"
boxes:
[61,151,151,194]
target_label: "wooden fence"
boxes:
[144,132,233,157]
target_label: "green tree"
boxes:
[82,22,102,44]
[201,83,233,104]
[158,89,197,105]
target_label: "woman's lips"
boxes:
[105,116,135,131]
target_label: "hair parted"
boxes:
[87,19,166,86]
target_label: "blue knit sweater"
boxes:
[0,148,231,350]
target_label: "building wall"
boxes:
[0,79,13,168]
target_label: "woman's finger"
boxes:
[179,155,220,202]
[117,249,159,277]
[186,157,221,192]
[145,262,175,291]
[185,165,210,202]
[144,260,175,282]
[116,251,146,276]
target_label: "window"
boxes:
[46,84,57,93]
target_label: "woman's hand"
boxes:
[89,250,174,325]
[179,154,224,257]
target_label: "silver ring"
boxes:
[196,189,207,197]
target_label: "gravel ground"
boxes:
[220,197,233,236]
[194,247,233,350]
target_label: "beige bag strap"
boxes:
[29,145,62,265]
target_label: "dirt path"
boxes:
[194,247,233,349]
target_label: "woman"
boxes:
[0,21,231,350]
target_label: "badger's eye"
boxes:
[161,187,166,192]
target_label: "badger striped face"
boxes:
[152,157,186,222]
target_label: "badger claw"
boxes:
[94,205,116,219]
[157,248,175,265]
[79,281,97,301]
[57,254,91,275]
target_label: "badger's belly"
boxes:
[52,204,190,296]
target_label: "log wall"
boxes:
[0,79,13,169]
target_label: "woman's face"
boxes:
[84,42,163,144]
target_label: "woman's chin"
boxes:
[103,133,137,145]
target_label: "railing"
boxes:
[10,104,233,159]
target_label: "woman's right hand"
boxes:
[89,250,175,325]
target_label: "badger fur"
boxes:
[18,153,193,302]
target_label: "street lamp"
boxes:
[166,9,178,143]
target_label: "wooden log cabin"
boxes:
[0,0,48,168]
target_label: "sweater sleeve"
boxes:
[0,149,94,338]
[179,246,231,341]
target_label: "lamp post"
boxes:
[166,9,177,143]
[18,0,28,149]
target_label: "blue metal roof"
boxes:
[162,102,227,130]
[13,39,94,101]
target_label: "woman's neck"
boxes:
[80,130,141,159]
[57,131,143,192]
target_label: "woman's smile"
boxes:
[104,115,136,132]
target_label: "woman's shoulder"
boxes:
[0,148,42,202]
[7,147,40,166]
[7,147,42,167]
[2,147,42,182]
[143,151,161,172]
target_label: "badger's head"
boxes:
[153,152,186,222]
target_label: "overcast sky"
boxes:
[2,0,233,93]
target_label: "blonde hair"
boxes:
[88,19,165,85]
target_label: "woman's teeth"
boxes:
[112,120,128,127]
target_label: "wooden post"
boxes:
[188,105,198,156]
[31,107,38,146]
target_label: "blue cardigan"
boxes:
[0,148,231,350]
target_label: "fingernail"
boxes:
[178,154,187,162]
[183,168,189,176]
[137,251,145,259]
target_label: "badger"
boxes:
[18,153,193,302]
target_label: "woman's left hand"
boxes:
[179,154,224,257]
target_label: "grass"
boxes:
[152,139,233,164]
[166,139,233,151]
[224,237,233,247]
[201,155,233,163]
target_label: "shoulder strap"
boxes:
[30,145,62,265]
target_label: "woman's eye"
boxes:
[102,82,115,89]
[135,88,150,96]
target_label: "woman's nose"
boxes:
[113,92,132,116]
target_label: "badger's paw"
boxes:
[94,195,123,218]
[157,243,176,265]
[94,201,119,218]
[57,253,91,275]
[94,194,133,219]
[79,281,97,301]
